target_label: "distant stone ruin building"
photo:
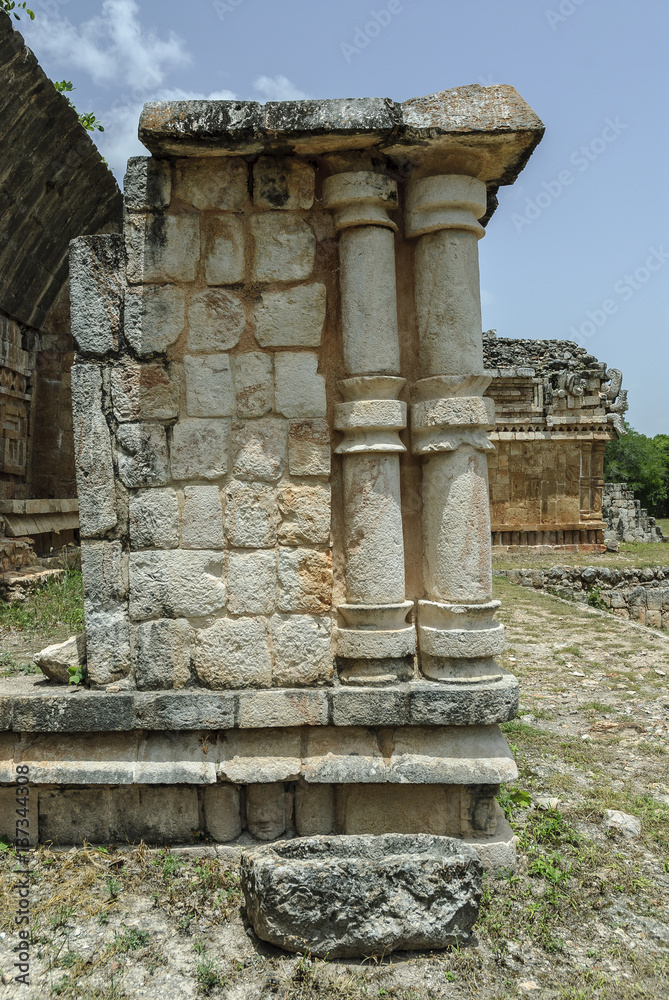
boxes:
[483,333,628,552]
[0,13,121,569]
[602,483,665,545]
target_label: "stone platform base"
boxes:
[0,782,516,871]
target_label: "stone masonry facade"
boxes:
[483,334,627,552]
[8,86,546,854]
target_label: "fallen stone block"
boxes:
[241,833,482,957]
[34,634,86,684]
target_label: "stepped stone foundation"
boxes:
[0,85,545,863]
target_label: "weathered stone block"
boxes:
[175,157,248,210]
[171,417,230,480]
[226,550,276,614]
[184,354,235,417]
[294,783,336,836]
[231,417,287,482]
[129,488,180,549]
[124,157,171,211]
[288,418,331,476]
[71,364,117,537]
[34,634,86,685]
[135,618,192,690]
[113,786,200,842]
[70,235,124,355]
[124,284,186,355]
[126,212,200,283]
[204,785,242,841]
[277,549,332,613]
[253,156,315,210]
[250,213,315,282]
[253,284,326,348]
[193,617,272,688]
[85,609,131,686]
[39,788,111,844]
[204,214,245,284]
[117,422,169,488]
[81,540,128,612]
[187,287,246,352]
[340,785,461,837]
[225,481,278,547]
[231,352,274,418]
[270,613,332,686]
[240,834,481,957]
[129,550,226,620]
[0,785,38,846]
[220,730,301,784]
[181,485,224,549]
[275,352,326,418]
[236,689,328,728]
[110,360,179,421]
[278,484,331,545]
[246,782,286,840]
[132,744,212,786]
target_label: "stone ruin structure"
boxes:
[0,13,121,572]
[0,85,544,860]
[602,482,665,546]
[483,333,627,552]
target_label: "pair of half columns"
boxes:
[324,170,503,685]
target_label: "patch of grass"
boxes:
[114,926,151,952]
[195,952,227,993]
[0,569,84,635]
[0,651,39,675]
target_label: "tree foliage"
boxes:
[1,2,35,20]
[604,424,669,516]
[53,80,104,133]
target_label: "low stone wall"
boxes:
[500,565,669,628]
[603,483,665,545]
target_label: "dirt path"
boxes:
[0,579,667,1000]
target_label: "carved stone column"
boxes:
[323,171,415,684]
[406,175,503,682]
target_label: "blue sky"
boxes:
[20,0,668,435]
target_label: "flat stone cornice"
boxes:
[0,673,518,733]
[138,86,544,222]
[0,723,517,787]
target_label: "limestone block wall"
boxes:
[602,483,665,545]
[71,156,340,689]
[501,564,669,629]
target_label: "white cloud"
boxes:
[23,0,189,89]
[253,75,309,102]
[23,3,309,182]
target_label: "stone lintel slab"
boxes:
[138,87,544,223]
[2,724,516,787]
[0,674,518,732]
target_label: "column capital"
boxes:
[405,174,487,238]
[323,171,398,230]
